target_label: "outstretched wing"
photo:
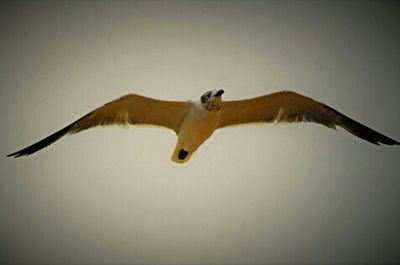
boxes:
[218,90,399,146]
[7,94,189,157]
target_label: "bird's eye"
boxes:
[206,92,211,98]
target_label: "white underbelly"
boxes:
[178,107,220,151]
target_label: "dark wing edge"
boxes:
[325,105,399,146]
[218,91,399,146]
[7,94,189,158]
[6,113,90,158]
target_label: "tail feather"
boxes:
[171,142,192,163]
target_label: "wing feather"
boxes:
[69,94,188,133]
[218,91,399,146]
[7,94,189,157]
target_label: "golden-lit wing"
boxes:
[8,94,189,157]
[218,90,399,146]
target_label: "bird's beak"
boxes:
[215,89,224,97]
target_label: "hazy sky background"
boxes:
[1,1,399,264]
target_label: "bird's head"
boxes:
[201,89,224,111]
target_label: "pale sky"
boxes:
[1,1,400,264]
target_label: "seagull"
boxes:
[7,90,399,163]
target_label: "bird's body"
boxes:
[7,89,399,162]
[172,98,221,163]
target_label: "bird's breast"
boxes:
[177,105,221,149]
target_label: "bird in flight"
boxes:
[7,90,399,163]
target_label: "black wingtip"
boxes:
[7,152,27,158]
[341,116,399,146]
[325,105,400,147]
[6,123,75,158]
[7,148,36,158]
